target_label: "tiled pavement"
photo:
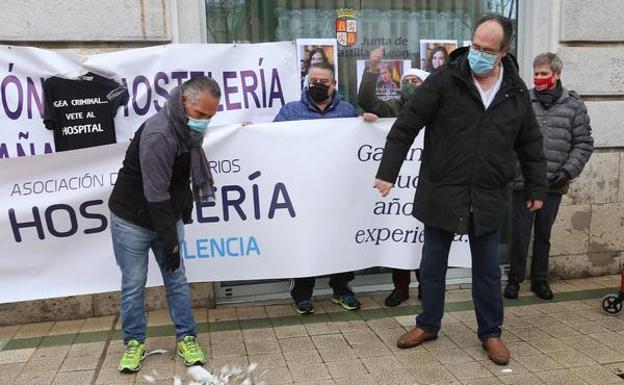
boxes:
[3,276,624,384]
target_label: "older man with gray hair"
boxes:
[109,76,221,372]
[504,52,594,301]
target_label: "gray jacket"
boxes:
[512,87,594,194]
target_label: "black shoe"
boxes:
[503,281,519,299]
[385,288,409,307]
[531,281,554,300]
[295,299,314,315]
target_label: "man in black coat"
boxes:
[374,14,547,365]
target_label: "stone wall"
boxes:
[547,0,624,279]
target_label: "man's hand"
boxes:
[374,178,393,197]
[549,169,571,190]
[163,243,181,272]
[360,112,379,123]
[526,200,544,212]
[368,47,384,72]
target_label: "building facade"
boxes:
[0,0,622,324]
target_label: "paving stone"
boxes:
[21,357,64,373]
[210,340,246,357]
[361,355,403,374]
[573,364,624,385]
[248,353,286,369]
[562,334,605,349]
[526,337,573,353]
[499,373,546,384]
[278,336,315,353]
[514,354,564,372]
[311,334,349,350]
[444,361,493,381]
[351,342,392,358]
[540,324,582,338]
[283,349,322,364]
[12,370,56,385]
[0,362,24,380]
[245,338,281,355]
[317,347,358,362]
[59,355,100,372]
[274,324,308,339]
[580,346,624,364]
[508,327,551,341]
[305,322,341,336]
[534,369,589,385]
[52,370,96,385]
[67,342,106,357]
[407,363,458,383]
[31,345,71,361]
[288,362,332,382]
[252,364,293,384]
[480,358,530,377]
[505,341,541,357]
[0,348,35,364]
[14,322,54,338]
[242,327,276,341]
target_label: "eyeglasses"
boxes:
[470,44,500,56]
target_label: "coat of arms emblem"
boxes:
[336,8,357,47]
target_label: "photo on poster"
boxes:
[419,39,458,72]
[356,59,412,101]
[296,39,338,90]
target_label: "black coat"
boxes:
[376,47,547,236]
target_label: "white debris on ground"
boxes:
[141,363,260,385]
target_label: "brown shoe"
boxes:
[482,337,510,365]
[397,327,437,349]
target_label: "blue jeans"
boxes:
[416,224,503,341]
[111,213,196,344]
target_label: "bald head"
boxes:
[472,13,513,52]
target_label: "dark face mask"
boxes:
[308,83,330,103]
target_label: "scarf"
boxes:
[165,87,216,203]
[535,80,563,110]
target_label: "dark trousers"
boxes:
[416,224,502,341]
[509,191,562,283]
[392,269,421,290]
[290,272,355,303]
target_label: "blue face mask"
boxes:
[468,47,499,76]
[187,117,211,134]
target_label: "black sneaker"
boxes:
[531,281,554,300]
[295,299,314,315]
[332,293,361,311]
[385,288,409,307]
[503,281,519,299]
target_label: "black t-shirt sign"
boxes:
[43,73,129,152]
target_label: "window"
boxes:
[205,0,519,105]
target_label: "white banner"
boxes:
[0,46,79,158]
[83,42,300,142]
[0,118,470,304]
[0,42,300,157]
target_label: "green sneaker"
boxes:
[177,335,206,366]
[118,340,145,373]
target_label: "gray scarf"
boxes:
[165,87,216,203]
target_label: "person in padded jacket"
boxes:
[504,53,594,301]
[373,14,547,365]
[108,76,220,373]
[358,46,430,307]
